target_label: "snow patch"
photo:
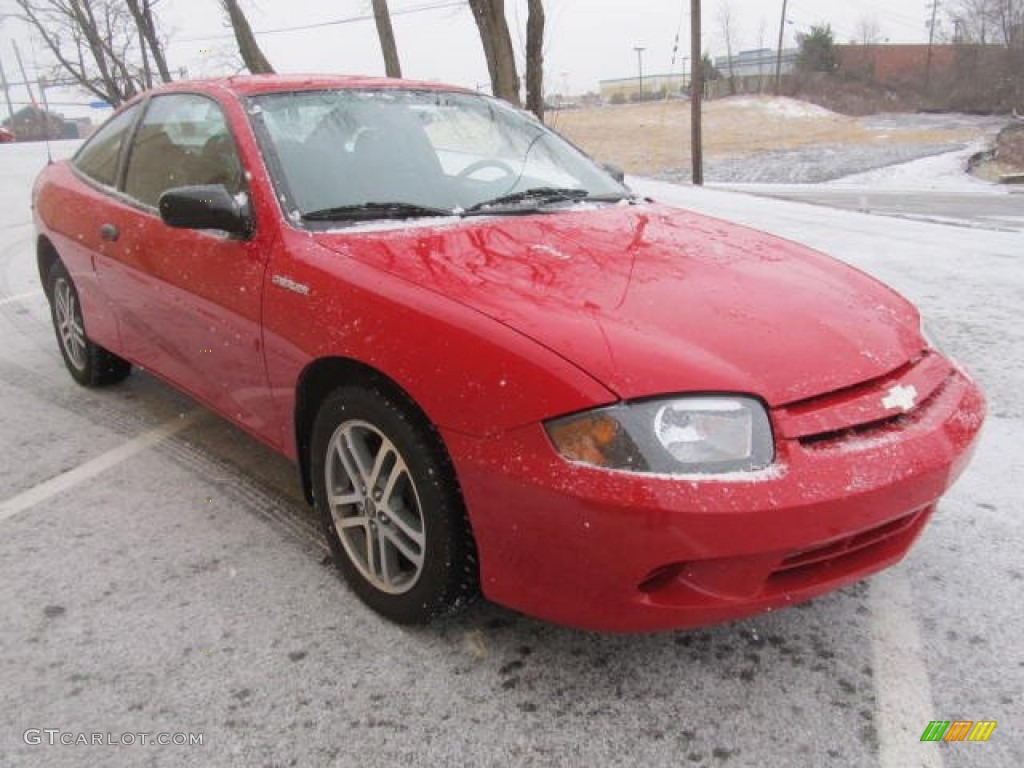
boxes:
[717,96,840,121]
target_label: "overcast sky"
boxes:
[1,0,935,114]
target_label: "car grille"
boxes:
[774,352,954,446]
[771,509,925,579]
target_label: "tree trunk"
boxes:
[525,0,545,120]
[371,0,402,78]
[221,0,275,74]
[139,30,153,89]
[467,0,521,106]
[127,0,172,83]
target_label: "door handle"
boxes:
[100,223,120,242]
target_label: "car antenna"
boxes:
[37,77,54,165]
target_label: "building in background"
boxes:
[600,48,800,103]
[599,73,690,103]
[715,48,798,79]
[1,105,90,141]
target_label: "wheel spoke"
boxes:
[367,443,395,494]
[55,285,70,318]
[365,524,381,578]
[334,438,363,491]
[378,532,394,583]
[384,505,423,549]
[330,490,362,509]
[381,526,424,569]
[379,456,405,508]
[337,515,369,530]
[70,314,85,343]
[343,431,373,488]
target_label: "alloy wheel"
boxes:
[325,419,426,594]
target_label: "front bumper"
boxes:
[443,367,985,632]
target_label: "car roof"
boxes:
[151,74,474,98]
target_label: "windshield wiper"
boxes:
[464,187,590,214]
[302,201,455,222]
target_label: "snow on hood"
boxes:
[312,203,923,406]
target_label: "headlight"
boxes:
[545,396,774,475]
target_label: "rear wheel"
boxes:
[311,385,477,624]
[47,261,131,387]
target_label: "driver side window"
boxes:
[124,94,243,209]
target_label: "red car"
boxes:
[0,126,15,143]
[32,76,984,632]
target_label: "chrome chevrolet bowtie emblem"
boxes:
[882,384,918,412]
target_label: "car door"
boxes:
[44,103,144,355]
[95,92,277,443]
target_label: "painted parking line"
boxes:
[0,290,45,306]
[871,570,944,768]
[0,412,200,524]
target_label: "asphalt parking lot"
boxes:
[1,144,1020,767]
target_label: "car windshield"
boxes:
[246,88,629,223]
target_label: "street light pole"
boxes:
[634,46,645,100]
[775,0,789,96]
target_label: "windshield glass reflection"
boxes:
[248,89,628,222]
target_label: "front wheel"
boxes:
[47,261,131,387]
[310,385,478,624]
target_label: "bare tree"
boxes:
[946,1,1023,47]
[856,15,883,46]
[14,0,170,105]
[126,0,171,83]
[467,0,520,105]
[371,0,402,78]
[221,0,275,74]
[990,0,1024,46]
[524,0,544,120]
[717,0,739,95]
[948,0,994,43]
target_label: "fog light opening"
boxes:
[638,563,686,594]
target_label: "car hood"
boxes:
[313,203,922,406]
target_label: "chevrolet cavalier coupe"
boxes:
[32,76,985,631]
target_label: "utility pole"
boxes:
[0,53,15,130]
[0,15,16,128]
[371,0,402,78]
[925,0,940,92]
[634,46,645,100]
[775,0,789,96]
[12,40,35,105]
[691,0,703,185]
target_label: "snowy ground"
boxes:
[1,139,1021,767]
[660,108,1008,185]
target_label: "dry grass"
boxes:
[549,97,985,176]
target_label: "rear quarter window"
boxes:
[73,104,142,187]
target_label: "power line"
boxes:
[838,0,928,30]
[175,0,466,44]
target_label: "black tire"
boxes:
[47,260,131,387]
[311,385,478,624]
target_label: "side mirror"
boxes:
[159,185,252,237]
[602,163,626,184]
